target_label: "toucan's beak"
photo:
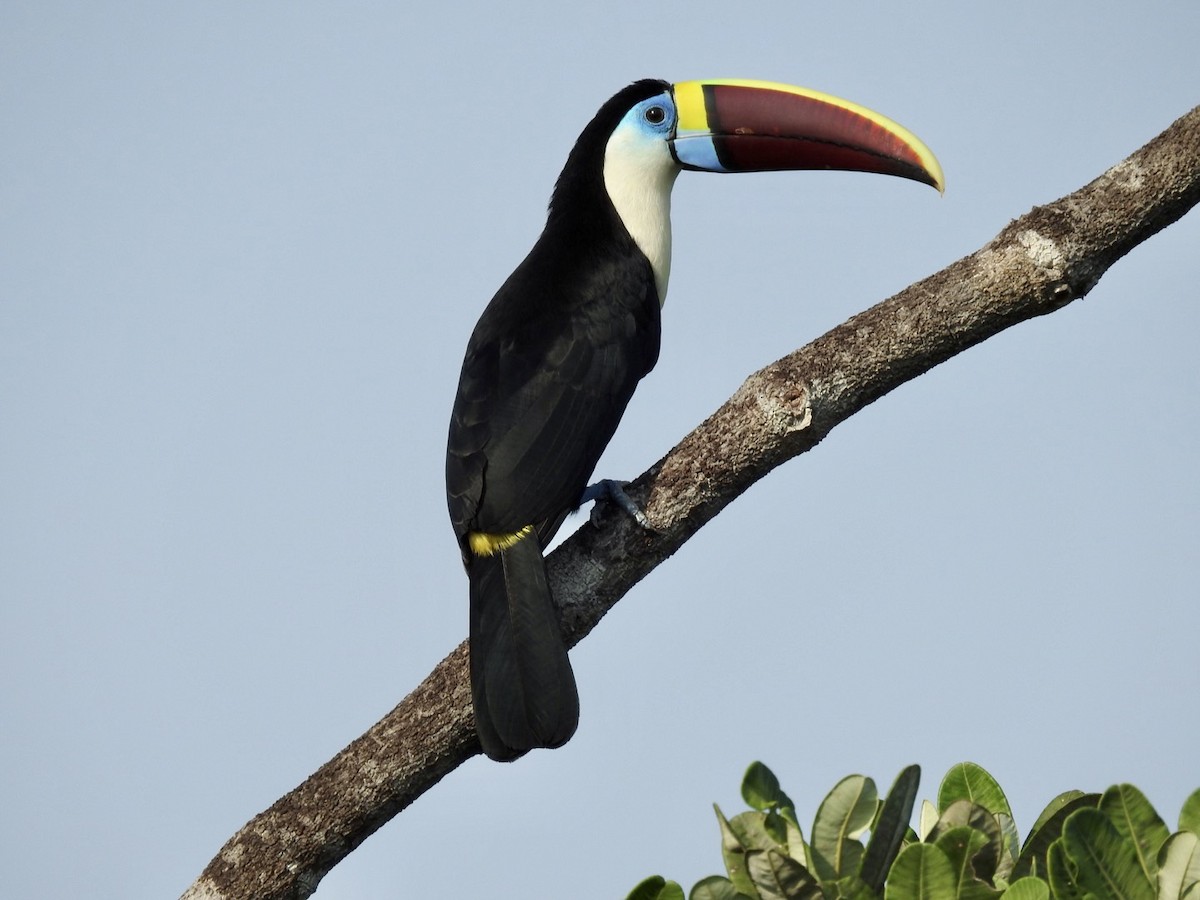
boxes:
[670,79,944,193]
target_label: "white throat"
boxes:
[602,129,680,306]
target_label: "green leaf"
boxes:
[828,875,878,900]
[744,763,785,811]
[1100,784,1170,884]
[1027,793,1089,844]
[690,875,748,900]
[627,875,664,900]
[994,814,1019,886]
[1046,838,1082,900]
[935,826,1002,900]
[885,843,959,900]
[1180,789,1200,837]
[1157,831,1200,900]
[928,800,1001,839]
[999,877,1050,900]
[920,801,941,841]
[627,876,686,900]
[1061,807,1155,900]
[783,811,809,869]
[716,805,760,899]
[939,764,1013,820]
[928,801,1004,885]
[1015,794,1101,881]
[764,811,790,848]
[862,765,922,893]
[811,776,877,881]
[732,811,789,853]
[746,849,822,900]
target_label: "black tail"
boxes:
[468,535,579,761]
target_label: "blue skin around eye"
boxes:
[617,92,677,140]
[612,91,727,173]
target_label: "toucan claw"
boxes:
[581,479,654,531]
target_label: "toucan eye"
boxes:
[644,105,666,125]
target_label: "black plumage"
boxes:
[446,81,669,761]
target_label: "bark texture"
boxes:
[182,105,1200,900]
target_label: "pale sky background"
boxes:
[3,3,1198,898]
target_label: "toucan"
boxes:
[446,78,943,761]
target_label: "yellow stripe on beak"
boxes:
[672,80,711,134]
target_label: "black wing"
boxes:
[446,240,660,549]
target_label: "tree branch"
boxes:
[182,104,1200,900]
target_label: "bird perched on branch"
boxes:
[446,78,943,761]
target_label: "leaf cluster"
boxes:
[626,762,1200,900]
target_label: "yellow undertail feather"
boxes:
[468,525,534,557]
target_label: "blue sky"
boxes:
[3,2,1198,897]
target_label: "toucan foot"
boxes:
[580,479,653,531]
